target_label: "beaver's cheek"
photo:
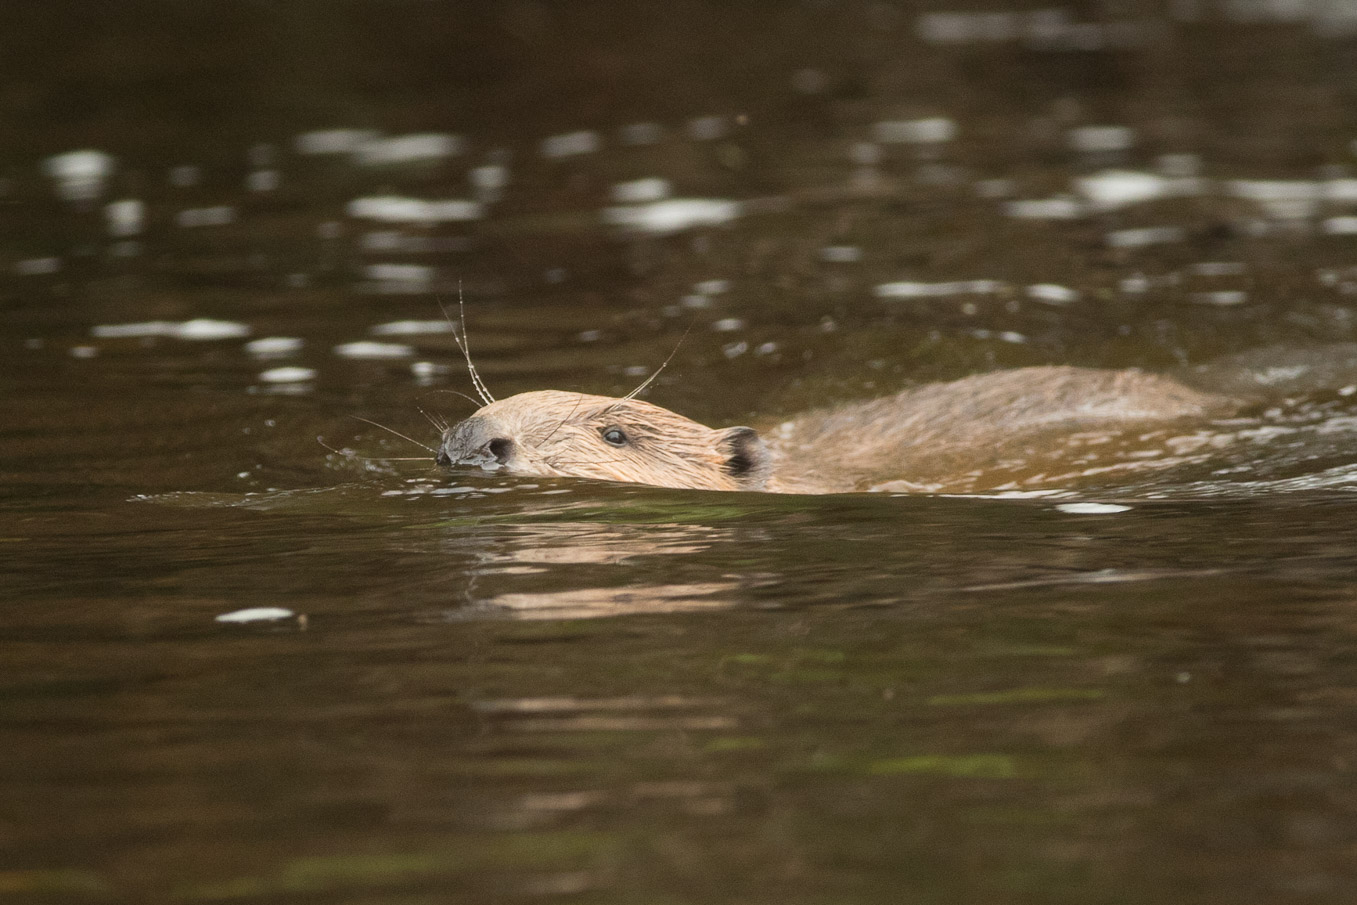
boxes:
[495,447,556,477]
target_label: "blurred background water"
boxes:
[4,1,1357,902]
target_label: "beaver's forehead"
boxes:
[477,390,611,421]
[480,391,707,431]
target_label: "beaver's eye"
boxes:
[601,427,628,447]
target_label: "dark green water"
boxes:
[4,2,1357,902]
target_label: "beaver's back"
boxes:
[765,366,1244,493]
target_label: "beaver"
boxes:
[433,365,1251,494]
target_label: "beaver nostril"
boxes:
[487,438,513,464]
[435,448,451,467]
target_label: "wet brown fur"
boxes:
[438,390,767,491]
[437,366,1246,494]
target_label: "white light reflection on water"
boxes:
[245,337,304,357]
[1026,284,1079,305]
[214,606,296,623]
[1322,216,1357,235]
[872,117,956,145]
[1190,291,1249,306]
[1003,197,1085,220]
[1055,502,1133,514]
[353,133,462,166]
[1223,0,1357,35]
[104,200,144,237]
[610,177,671,203]
[176,206,236,228]
[361,263,436,286]
[91,319,251,340]
[1228,178,1357,219]
[258,367,316,384]
[1068,125,1135,154]
[1107,226,1187,248]
[167,164,200,188]
[346,195,484,224]
[917,8,1150,49]
[294,129,380,155]
[1075,169,1204,210]
[541,131,600,158]
[686,115,729,141]
[602,198,741,234]
[14,258,61,276]
[469,163,509,202]
[618,122,664,145]
[370,320,456,336]
[487,583,739,620]
[875,279,1007,299]
[333,341,415,359]
[43,150,115,203]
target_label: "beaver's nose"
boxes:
[436,416,515,469]
[486,437,513,464]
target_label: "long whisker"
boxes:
[318,436,433,463]
[348,415,437,453]
[439,282,496,406]
[427,388,484,409]
[623,319,696,401]
[441,303,491,407]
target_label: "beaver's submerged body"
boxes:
[434,365,1245,494]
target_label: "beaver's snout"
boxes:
[436,416,515,470]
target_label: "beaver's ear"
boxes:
[716,426,771,490]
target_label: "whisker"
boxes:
[318,436,434,463]
[349,415,437,453]
[439,282,496,406]
[538,392,586,448]
[547,453,630,469]
[623,318,696,401]
[427,388,484,409]
[416,405,448,433]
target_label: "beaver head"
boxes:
[435,390,771,491]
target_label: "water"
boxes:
[5,2,1357,901]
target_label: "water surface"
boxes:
[4,2,1357,902]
